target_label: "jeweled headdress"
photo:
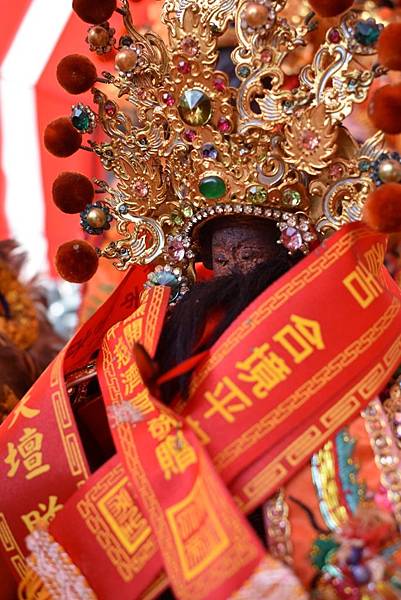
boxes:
[44,0,401,301]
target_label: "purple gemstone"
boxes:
[328,28,341,43]
[280,227,303,251]
[104,101,116,117]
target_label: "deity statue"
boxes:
[3,0,401,598]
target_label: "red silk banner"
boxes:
[49,455,166,600]
[0,265,150,581]
[181,224,401,510]
[98,287,271,600]
[0,349,89,582]
[3,223,401,599]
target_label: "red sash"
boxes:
[2,223,401,599]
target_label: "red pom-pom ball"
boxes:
[309,0,353,17]
[363,183,401,233]
[44,118,82,157]
[72,0,116,24]
[369,84,401,134]
[378,24,401,71]
[56,54,97,94]
[52,172,94,214]
[56,240,99,283]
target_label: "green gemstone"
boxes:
[199,176,227,199]
[283,189,301,207]
[171,212,184,226]
[178,88,212,127]
[247,185,268,205]
[182,204,193,217]
[71,106,91,132]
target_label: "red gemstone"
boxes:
[217,117,231,133]
[104,101,116,117]
[280,227,303,252]
[329,163,343,179]
[133,181,149,198]
[301,131,319,151]
[328,28,341,44]
[260,49,272,63]
[184,129,196,142]
[213,76,226,92]
[181,37,198,57]
[177,59,191,74]
[163,92,175,107]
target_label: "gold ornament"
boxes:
[51,0,388,291]
[378,159,401,183]
[87,26,110,47]
[115,48,138,72]
[86,207,108,228]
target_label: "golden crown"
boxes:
[45,0,397,300]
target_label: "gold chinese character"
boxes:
[236,344,291,399]
[7,394,40,429]
[121,364,142,396]
[273,314,325,364]
[5,428,50,480]
[185,416,211,446]
[155,432,197,480]
[124,319,143,346]
[343,262,383,309]
[148,414,179,441]
[131,389,154,416]
[21,496,63,532]
[107,487,148,544]
[114,337,131,369]
[363,242,385,277]
[204,376,253,423]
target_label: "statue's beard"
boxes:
[156,253,299,404]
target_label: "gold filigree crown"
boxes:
[47,0,394,300]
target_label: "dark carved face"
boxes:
[211,223,283,277]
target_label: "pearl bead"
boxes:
[115,48,138,73]
[244,2,269,28]
[86,207,107,228]
[378,159,401,183]
[87,26,109,47]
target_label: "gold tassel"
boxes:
[18,566,52,600]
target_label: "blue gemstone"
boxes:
[202,144,218,160]
[359,159,370,172]
[346,546,363,566]
[238,65,250,78]
[354,20,380,47]
[119,204,128,214]
[351,564,371,585]
[152,271,180,300]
